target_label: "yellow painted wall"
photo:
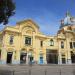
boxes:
[0,19,75,64]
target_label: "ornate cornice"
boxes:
[16,19,39,29]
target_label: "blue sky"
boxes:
[0,0,75,35]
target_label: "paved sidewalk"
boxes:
[0,64,75,75]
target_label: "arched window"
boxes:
[73,42,75,48]
[61,41,64,49]
[9,35,14,45]
[25,36,31,45]
[50,39,54,46]
[40,41,43,47]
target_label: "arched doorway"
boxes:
[62,54,66,64]
[46,50,58,64]
[71,51,75,63]
[7,52,13,64]
[6,48,14,64]
[20,48,27,64]
[39,53,43,64]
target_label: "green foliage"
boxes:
[0,0,15,25]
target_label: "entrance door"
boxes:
[20,53,27,64]
[71,51,75,63]
[46,50,58,64]
[7,52,13,64]
[39,57,43,64]
[62,58,66,64]
[29,56,34,64]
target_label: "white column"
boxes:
[32,32,36,48]
[44,49,47,64]
[67,51,71,64]
[32,32,36,64]
[58,52,62,64]
[17,50,20,64]
[58,40,62,64]
[12,50,20,64]
[33,50,36,64]
[44,55,47,64]
[26,48,29,64]
[66,36,71,64]
[26,53,28,64]
[1,48,7,64]
[12,51,15,64]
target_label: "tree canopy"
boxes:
[0,0,15,25]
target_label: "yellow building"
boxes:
[0,12,75,64]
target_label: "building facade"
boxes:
[0,12,75,64]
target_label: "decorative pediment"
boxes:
[67,26,72,30]
[17,19,39,28]
[7,48,15,52]
[21,48,27,53]
[26,30,33,34]
[22,26,35,35]
[17,19,39,33]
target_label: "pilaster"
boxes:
[66,33,72,64]
[12,50,20,64]
[1,48,7,64]
[58,39,62,64]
